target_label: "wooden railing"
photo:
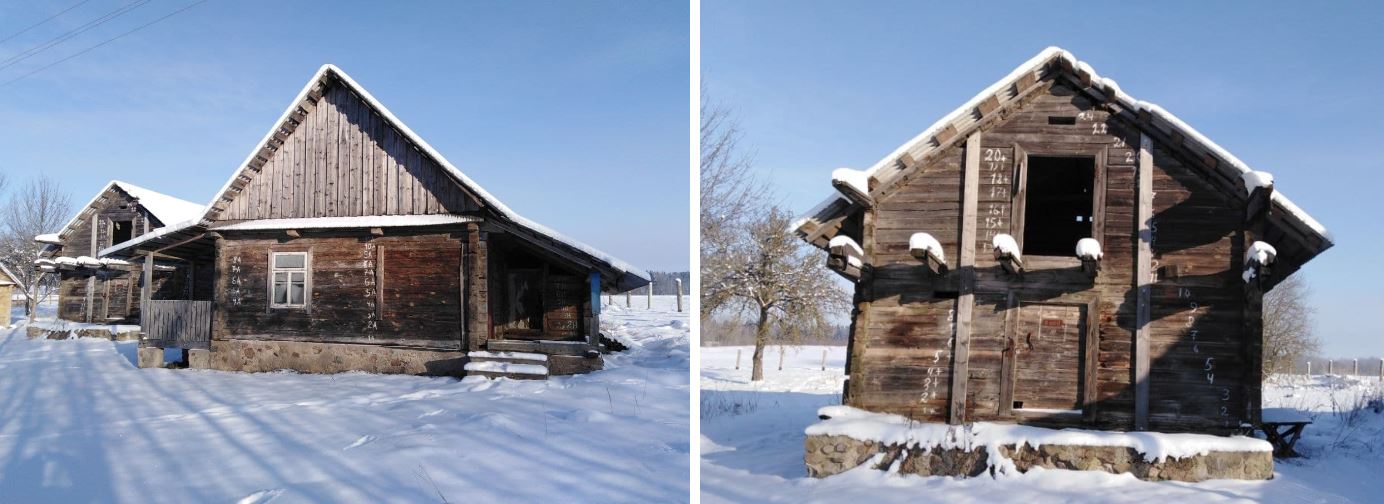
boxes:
[143,300,212,349]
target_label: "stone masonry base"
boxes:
[27,325,140,341]
[202,339,468,376]
[805,434,1273,482]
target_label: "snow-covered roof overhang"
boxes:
[0,262,18,286]
[793,47,1332,266]
[101,65,650,289]
[35,180,202,248]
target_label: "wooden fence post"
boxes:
[778,346,786,371]
[675,278,683,313]
[821,349,828,371]
[1328,360,1335,376]
[647,281,653,309]
[1379,358,1383,382]
[735,349,741,370]
[1306,361,1311,376]
[625,291,631,308]
[1353,359,1359,376]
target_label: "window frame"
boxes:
[1012,145,1107,260]
[108,219,134,247]
[269,250,311,310]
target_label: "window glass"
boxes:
[275,254,306,268]
[271,253,308,307]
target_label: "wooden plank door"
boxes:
[1012,303,1085,414]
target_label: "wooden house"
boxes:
[0,263,17,325]
[793,48,1331,434]
[32,181,204,324]
[101,65,650,378]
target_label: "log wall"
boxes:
[216,229,466,349]
[846,79,1252,433]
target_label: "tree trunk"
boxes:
[751,305,769,381]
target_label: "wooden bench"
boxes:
[1259,408,1312,458]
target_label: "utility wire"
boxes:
[0,0,96,46]
[0,0,150,71]
[1,0,210,88]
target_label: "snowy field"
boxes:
[0,297,689,503]
[701,345,1384,503]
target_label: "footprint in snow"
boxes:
[343,435,377,450]
[236,489,284,504]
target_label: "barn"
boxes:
[794,48,1331,478]
[31,181,204,327]
[100,64,649,379]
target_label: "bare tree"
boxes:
[700,88,766,318]
[721,207,850,380]
[1,176,72,319]
[1262,273,1319,376]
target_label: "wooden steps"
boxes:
[464,350,549,380]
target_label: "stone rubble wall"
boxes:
[203,339,468,376]
[26,325,140,341]
[805,434,1273,482]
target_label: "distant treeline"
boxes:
[613,271,690,296]
[700,317,849,347]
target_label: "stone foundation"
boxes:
[202,339,467,376]
[26,324,140,341]
[137,347,164,369]
[804,434,1273,482]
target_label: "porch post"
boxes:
[588,271,601,349]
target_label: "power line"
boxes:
[0,0,96,46]
[1,0,211,88]
[0,0,151,72]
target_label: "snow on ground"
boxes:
[701,345,1384,503]
[0,297,688,503]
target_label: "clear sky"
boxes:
[704,1,1384,357]
[0,0,689,271]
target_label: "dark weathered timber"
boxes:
[818,71,1296,435]
[144,300,212,349]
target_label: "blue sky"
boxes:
[0,0,689,271]
[704,1,1384,357]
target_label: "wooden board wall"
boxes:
[222,82,481,220]
[847,78,1252,433]
[216,229,465,349]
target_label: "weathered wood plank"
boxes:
[950,133,981,425]
[1135,133,1153,430]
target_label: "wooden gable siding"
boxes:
[848,79,1253,433]
[61,187,151,258]
[222,83,480,221]
[216,229,465,349]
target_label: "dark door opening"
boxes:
[1022,156,1094,256]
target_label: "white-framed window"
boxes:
[270,251,309,309]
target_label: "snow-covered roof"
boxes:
[0,263,18,286]
[102,65,649,290]
[213,215,481,232]
[794,47,1332,259]
[38,180,202,248]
